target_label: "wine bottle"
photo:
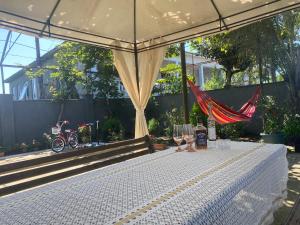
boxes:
[207,103,216,141]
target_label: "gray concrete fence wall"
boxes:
[0,82,289,148]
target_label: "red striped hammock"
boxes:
[188,80,261,124]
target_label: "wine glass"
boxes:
[183,124,196,152]
[173,125,183,152]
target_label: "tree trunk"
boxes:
[224,70,232,88]
[57,102,65,123]
[270,61,276,83]
[295,49,300,110]
[35,37,45,99]
[289,72,300,111]
[256,32,263,87]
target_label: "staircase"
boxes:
[0,136,153,197]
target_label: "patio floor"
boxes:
[272,152,300,225]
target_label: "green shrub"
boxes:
[19,143,29,152]
[78,125,90,143]
[259,96,284,134]
[162,107,184,137]
[0,146,9,153]
[283,114,300,141]
[217,122,246,139]
[145,97,160,120]
[101,117,124,142]
[189,103,207,126]
[29,139,41,151]
[148,118,160,136]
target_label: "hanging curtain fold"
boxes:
[113,40,166,138]
[188,80,261,124]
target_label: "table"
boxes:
[0,141,288,225]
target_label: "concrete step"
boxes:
[0,136,152,197]
[0,142,148,182]
[0,137,147,174]
[0,149,148,197]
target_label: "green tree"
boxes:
[27,42,84,100]
[203,67,224,90]
[26,41,123,120]
[76,44,121,101]
[153,63,182,95]
[49,42,84,99]
[272,11,300,109]
[153,63,194,95]
[238,19,281,85]
[191,34,253,88]
[27,42,121,101]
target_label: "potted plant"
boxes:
[260,96,285,144]
[78,124,90,144]
[19,143,29,153]
[152,137,168,151]
[283,114,300,152]
[29,139,41,151]
[148,118,167,150]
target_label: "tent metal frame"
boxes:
[0,31,22,94]
[0,0,299,118]
[0,0,299,53]
[0,31,12,94]
[133,0,140,93]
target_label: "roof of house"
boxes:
[4,47,58,83]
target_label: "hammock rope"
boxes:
[188,80,261,124]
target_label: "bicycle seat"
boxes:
[65,129,71,133]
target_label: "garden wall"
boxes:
[0,82,289,148]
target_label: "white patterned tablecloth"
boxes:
[0,141,288,225]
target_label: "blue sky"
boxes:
[0,28,62,93]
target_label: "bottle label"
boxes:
[196,131,207,148]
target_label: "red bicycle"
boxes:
[51,121,78,153]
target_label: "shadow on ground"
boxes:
[272,153,300,225]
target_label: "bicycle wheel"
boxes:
[69,133,79,149]
[51,137,65,153]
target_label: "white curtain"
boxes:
[113,40,166,138]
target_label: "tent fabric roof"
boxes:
[0,0,299,52]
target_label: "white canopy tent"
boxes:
[0,0,299,137]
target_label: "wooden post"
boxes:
[35,37,45,99]
[0,66,5,94]
[180,42,189,123]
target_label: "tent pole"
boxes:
[133,0,139,93]
[40,0,61,36]
[134,46,139,93]
[180,42,189,123]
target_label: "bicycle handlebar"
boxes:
[56,120,69,128]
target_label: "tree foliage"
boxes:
[26,42,84,100]
[191,33,253,88]
[203,67,224,90]
[26,42,121,101]
[272,11,300,109]
[153,63,194,95]
[76,44,121,100]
